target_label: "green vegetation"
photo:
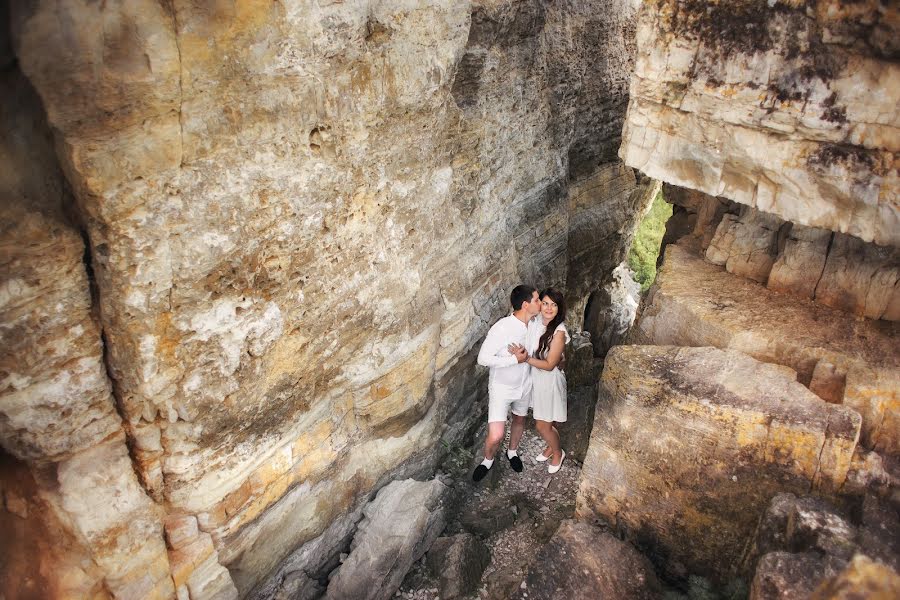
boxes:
[627,189,673,293]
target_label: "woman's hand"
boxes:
[526,331,566,371]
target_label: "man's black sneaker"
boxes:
[508,453,524,473]
[472,464,491,482]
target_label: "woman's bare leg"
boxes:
[534,420,561,461]
[538,424,561,457]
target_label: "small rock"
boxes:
[458,495,519,537]
[425,534,490,600]
[512,520,662,599]
[749,552,843,600]
[810,554,900,599]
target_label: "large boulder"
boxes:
[811,555,900,600]
[633,243,899,455]
[750,552,844,600]
[576,345,861,581]
[325,478,448,600]
[512,519,662,600]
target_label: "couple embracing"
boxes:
[472,285,568,482]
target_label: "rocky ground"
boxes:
[394,423,582,600]
[392,417,753,600]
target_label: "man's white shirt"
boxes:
[476,314,538,400]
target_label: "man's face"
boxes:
[526,291,541,316]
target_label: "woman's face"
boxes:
[540,296,558,321]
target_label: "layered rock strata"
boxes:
[619,0,900,246]
[4,0,650,596]
[632,243,899,456]
[0,68,178,599]
[660,184,900,322]
[576,345,862,580]
[579,0,900,593]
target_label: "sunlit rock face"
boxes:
[576,345,862,581]
[619,0,900,246]
[657,183,900,322]
[0,67,176,599]
[4,0,649,596]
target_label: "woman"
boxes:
[526,288,569,473]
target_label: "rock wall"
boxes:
[575,0,898,590]
[619,0,899,246]
[1,65,177,599]
[2,0,649,597]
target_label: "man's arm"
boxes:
[477,323,520,368]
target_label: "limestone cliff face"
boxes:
[574,0,899,589]
[2,0,649,597]
[619,0,899,246]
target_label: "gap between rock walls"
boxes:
[2,1,899,599]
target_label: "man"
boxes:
[472,284,542,482]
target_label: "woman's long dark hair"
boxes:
[535,288,566,358]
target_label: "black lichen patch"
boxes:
[807,143,877,172]
[656,0,808,58]
[450,51,486,109]
[768,82,806,103]
[820,92,848,124]
[364,18,391,45]
[661,0,850,88]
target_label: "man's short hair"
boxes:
[510,285,537,311]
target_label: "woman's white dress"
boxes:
[529,320,569,422]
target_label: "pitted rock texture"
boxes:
[619,0,900,246]
[576,345,862,581]
[5,0,648,596]
[633,242,899,455]
[750,552,844,600]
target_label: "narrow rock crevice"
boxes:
[163,0,186,170]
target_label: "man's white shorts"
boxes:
[488,390,531,423]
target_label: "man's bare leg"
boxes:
[474,421,507,482]
[509,414,526,452]
[482,421,506,460]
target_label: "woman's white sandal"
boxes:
[534,447,552,462]
[548,450,566,474]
